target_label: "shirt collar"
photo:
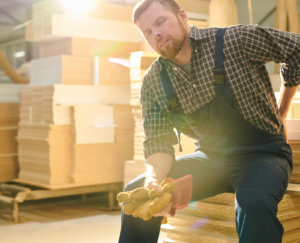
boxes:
[157,25,202,71]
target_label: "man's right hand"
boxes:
[144,153,173,190]
[144,176,173,217]
[144,177,164,193]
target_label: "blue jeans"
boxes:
[118,148,292,243]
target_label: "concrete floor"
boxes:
[0,197,167,243]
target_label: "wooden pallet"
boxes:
[0,181,123,223]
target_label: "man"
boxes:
[119,0,299,242]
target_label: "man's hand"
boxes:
[144,153,173,187]
[154,202,172,217]
[144,177,163,193]
[144,178,172,217]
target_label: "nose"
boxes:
[153,30,161,40]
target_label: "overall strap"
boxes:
[213,28,227,98]
[160,63,184,152]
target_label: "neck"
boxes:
[169,27,191,65]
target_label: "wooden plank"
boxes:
[14,181,122,202]
[13,178,124,190]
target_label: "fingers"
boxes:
[145,178,163,193]
[154,202,172,217]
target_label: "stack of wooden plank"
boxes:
[162,192,300,242]
[0,103,20,182]
[17,85,132,186]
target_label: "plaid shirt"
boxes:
[140,25,300,160]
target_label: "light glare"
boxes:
[61,0,94,12]
[14,51,25,58]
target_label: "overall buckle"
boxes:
[213,69,225,86]
[167,93,180,110]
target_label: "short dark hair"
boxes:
[132,0,181,26]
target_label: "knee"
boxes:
[124,174,145,192]
[236,189,277,214]
[124,181,136,192]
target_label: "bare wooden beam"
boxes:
[248,0,253,24]
[0,8,20,24]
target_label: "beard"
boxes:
[156,17,187,59]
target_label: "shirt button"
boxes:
[193,84,196,88]
[174,67,177,71]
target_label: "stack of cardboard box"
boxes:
[0,103,19,182]
[17,85,132,186]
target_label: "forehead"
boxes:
[136,2,173,31]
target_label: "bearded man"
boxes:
[118,0,299,242]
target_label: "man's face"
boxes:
[136,2,187,59]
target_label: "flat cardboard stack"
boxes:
[162,193,300,243]
[30,55,133,87]
[0,84,27,103]
[0,103,20,182]
[26,0,143,43]
[69,104,134,184]
[17,85,132,186]
[39,37,139,59]
[17,124,72,185]
[289,140,300,184]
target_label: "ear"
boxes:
[178,9,188,24]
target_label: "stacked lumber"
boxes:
[162,192,300,243]
[0,104,19,182]
[17,85,132,186]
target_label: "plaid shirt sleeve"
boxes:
[239,24,300,87]
[140,71,178,161]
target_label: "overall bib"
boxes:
[119,28,292,243]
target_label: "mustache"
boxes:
[156,36,171,49]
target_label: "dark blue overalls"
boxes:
[119,28,292,243]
